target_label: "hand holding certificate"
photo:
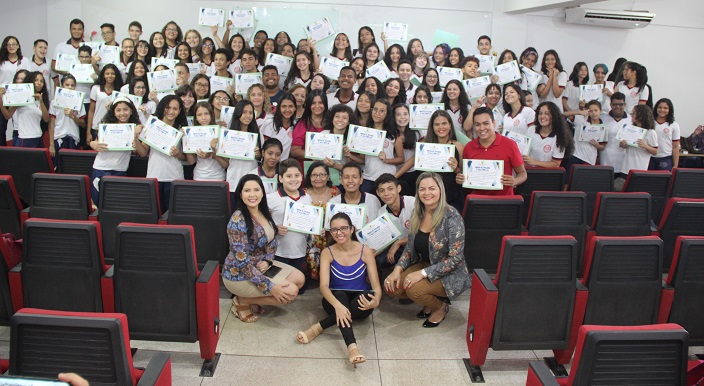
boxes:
[365,61,392,83]
[346,125,386,156]
[383,22,409,41]
[305,132,343,160]
[210,75,234,93]
[462,159,504,190]
[304,17,336,43]
[139,116,183,155]
[98,45,120,65]
[319,57,348,80]
[324,203,366,230]
[229,9,254,29]
[463,76,492,100]
[265,53,293,77]
[55,53,79,72]
[356,213,403,253]
[216,130,258,160]
[183,126,219,153]
[477,55,496,75]
[615,123,646,147]
[282,199,324,235]
[437,66,462,87]
[220,106,235,127]
[98,124,136,151]
[414,143,455,172]
[2,84,34,107]
[70,64,96,84]
[502,130,533,156]
[147,70,178,93]
[521,66,543,92]
[198,7,225,27]
[235,73,262,95]
[579,84,603,102]
[493,61,522,85]
[409,104,443,130]
[577,124,607,142]
[53,87,84,111]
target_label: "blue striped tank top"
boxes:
[328,246,370,291]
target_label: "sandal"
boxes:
[231,296,259,323]
[250,304,266,314]
[347,343,366,367]
[296,323,323,344]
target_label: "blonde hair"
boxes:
[245,83,272,114]
[409,172,448,234]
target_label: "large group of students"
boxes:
[1,15,702,368]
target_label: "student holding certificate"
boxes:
[384,172,469,328]
[261,94,296,160]
[223,174,305,323]
[329,163,381,225]
[524,102,574,170]
[283,51,315,91]
[457,107,527,196]
[208,90,234,128]
[0,71,49,148]
[600,92,632,175]
[129,77,157,124]
[536,50,568,113]
[500,84,535,137]
[565,100,607,175]
[49,75,86,157]
[392,104,422,196]
[464,83,504,135]
[290,90,328,168]
[88,97,141,204]
[87,64,124,142]
[248,138,283,195]
[246,84,273,130]
[561,62,590,121]
[135,95,188,213]
[330,33,353,63]
[296,212,381,367]
[649,98,680,171]
[618,105,658,178]
[441,80,470,133]
[374,174,415,269]
[321,104,356,180]
[184,102,225,182]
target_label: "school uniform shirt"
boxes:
[377,195,415,238]
[228,59,243,75]
[446,107,465,133]
[93,149,131,172]
[291,119,324,168]
[286,76,311,91]
[328,192,381,225]
[528,129,566,163]
[89,86,114,130]
[362,137,397,181]
[50,104,86,142]
[267,189,312,259]
[653,120,681,159]
[256,111,273,134]
[572,115,604,165]
[29,58,54,101]
[619,129,658,174]
[405,84,416,105]
[616,81,649,113]
[0,57,30,85]
[138,101,157,125]
[600,112,631,171]
[248,166,277,194]
[598,81,615,114]
[502,106,535,137]
[540,71,567,112]
[193,156,226,181]
[52,40,81,73]
[75,82,92,104]
[146,146,185,182]
[260,120,293,160]
[326,90,357,110]
[562,82,581,112]
[14,102,44,139]
[226,158,258,192]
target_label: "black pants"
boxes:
[320,290,373,346]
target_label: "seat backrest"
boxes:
[56,149,97,177]
[582,236,663,326]
[568,165,614,221]
[463,195,523,274]
[0,244,14,326]
[0,175,22,238]
[658,198,704,272]
[22,219,106,312]
[30,173,91,221]
[126,155,149,177]
[10,308,138,386]
[492,236,578,351]
[114,223,198,343]
[98,177,160,263]
[666,236,704,346]
[623,170,672,223]
[592,192,652,236]
[168,180,230,267]
[568,324,688,386]
[0,148,53,204]
[669,168,704,199]
[515,167,564,224]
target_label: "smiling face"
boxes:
[279,165,303,193]
[415,55,428,70]
[376,181,401,206]
[486,87,501,106]
[212,91,230,110]
[136,42,149,58]
[341,166,362,193]
[365,46,379,63]
[310,96,326,117]
[432,115,451,139]
[390,47,401,63]
[385,80,400,98]
[61,77,76,90]
[462,60,479,78]
[414,90,429,104]
[275,32,288,46]
[309,166,329,189]
[162,99,181,124]
[230,36,244,52]
[338,69,355,90]
[296,54,310,71]
[241,53,258,72]
[445,83,460,101]
[240,104,254,127]
[292,88,306,108]
[594,67,606,83]
[425,70,439,87]
[179,91,194,110]
[263,69,279,90]
[504,86,519,105]
[152,33,164,48]
[310,75,326,91]
[372,101,387,124]
[473,112,495,142]
[537,105,552,128]
[432,47,445,64]
[356,94,371,113]
[33,41,47,60]
[279,98,296,121]
[329,217,354,245]
[449,50,461,66]
[71,22,84,41]
[411,40,423,56]
[417,177,441,209]
[133,80,146,97]
[395,106,409,127]
[364,79,377,94]
[522,53,537,69]
[359,29,373,45]
[114,102,132,123]
[334,34,349,50]
[656,102,669,120]
[263,40,275,54]
[332,111,350,133]
[398,63,412,82]
[103,68,116,85]
[121,39,134,58]
[478,38,491,55]
[185,31,200,48]
[263,145,282,169]
[193,78,209,99]
[241,180,263,210]
[177,45,190,60]
[544,54,556,69]
[214,53,227,70]
[164,23,178,43]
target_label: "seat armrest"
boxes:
[102,265,114,279]
[158,211,169,225]
[8,263,23,312]
[197,260,219,283]
[474,269,497,292]
[658,280,675,323]
[526,361,561,386]
[136,352,172,386]
[9,263,21,273]
[89,208,99,221]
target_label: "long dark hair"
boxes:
[654,98,675,125]
[227,34,248,61]
[25,71,49,108]
[175,84,196,116]
[383,78,406,106]
[632,105,655,130]
[372,98,395,136]
[422,68,442,92]
[197,37,215,64]
[102,100,140,124]
[324,104,357,142]
[383,44,406,71]
[568,62,589,87]
[190,73,211,100]
[230,100,259,133]
[356,26,375,53]
[96,64,124,91]
[502,83,526,114]
[534,101,574,157]
[405,38,423,61]
[300,90,328,127]
[330,33,353,62]
[233,174,277,240]
[623,61,647,92]
[129,76,150,104]
[284,51,314,91]
[393,104,416,150]
[540,49,564,74]
[357,76,385,99]
[175,42,192,63]
[0,36,23,64]
[149,32,167,58]
[155,95,188,128]
[425,110,457,143]
[441,79,469,122]
[125,59,147,86]
[412,85,432,104]
[272,93,297,133]
[607,58,628,83]
[355,92,377,127]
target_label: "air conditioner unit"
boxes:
[565,7,655,29]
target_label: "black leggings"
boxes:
[320,290,374,346]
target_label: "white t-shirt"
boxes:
[14,102,44,139]
[328,191,381,225]
[50,104,86,142]
[260,120,293,161]
[0,57,30,85]
[193,157,226,181]
[377,195,415,238]
[137,100,157,125]
[362,137,397,181]
[226,158,258,192]
[267,191,311,258]
[446,107,465,133]
[572,115,604,165]
[653,120,681,158]
[599,81,615,114]
[620,129,658,174]
[146,146,184,182]
[599,113,631,171]
[29,59,54,101]
[616,81,649,114]
[528,130,566,162]
[93,150,131,171]
[562,81,581,112]
[540,71,567,112]
[502,106,535,137]
[228,59,243,75]
[90,86,114,130]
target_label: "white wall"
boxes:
[0,0,701,133]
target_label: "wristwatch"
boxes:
[421,269,428,278]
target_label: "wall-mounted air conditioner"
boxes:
[565,7,655,29]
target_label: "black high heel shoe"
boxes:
[416,308,432,319]
[422,304,449,328]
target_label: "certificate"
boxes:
[110,91,142,108]
[616,123,646,147]
[80,42,103,55]
[502,130,533,156]
[365,61,392,83]
[98,45,120,65]
[186,116,194,126]
[55,53,79,72]
[229,9,254,29]
[220,106,235,127]
[216,130,258,160]
[1,84,34,107]
[383,22,409,41]
[98,124,135,151]
[147,69,178,93]
[52,87,84,111]
[261,177,278,193]
[266,53,293,77]
[282,198,324,235]
[577,124,607,142]
[477,55,496,75]
[346,125,386,156]
[324,203,366,230]
[319,56,348,80]
[462,159,504,190]
[493,61,522,85]
[409,74,422,87]
[409,104,443,130]
[356,213,403,253]
[463,76,492,100]
[69,63,95,84]
[437,66,462,88]
[183,125,219,153]
[198,7,225,28]
[210,75,234,93]
[185,63,201,82]
[305,132,343,160]
[304,17,336,43]
[138,116,183,155]
[414,143,454,172]
[235,73,262,95]
[521,66,543,92]
[150,57,179,70]
[431,92,443,104]
[580,84,603,102]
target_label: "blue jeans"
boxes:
[649,156,673,171]
[90,169,127,205]
[13,137,43,148]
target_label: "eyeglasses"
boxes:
[195,82,209,88]
[425,74,438,79]
[202,44,214,48]
[214,96,229,102]
[330,226,351,234]
[311,173,328,179]
[6,43,18,48]
[165,28,178,33]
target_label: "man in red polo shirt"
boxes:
[456,106,527,195]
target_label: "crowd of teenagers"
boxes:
[1,17,703,366]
